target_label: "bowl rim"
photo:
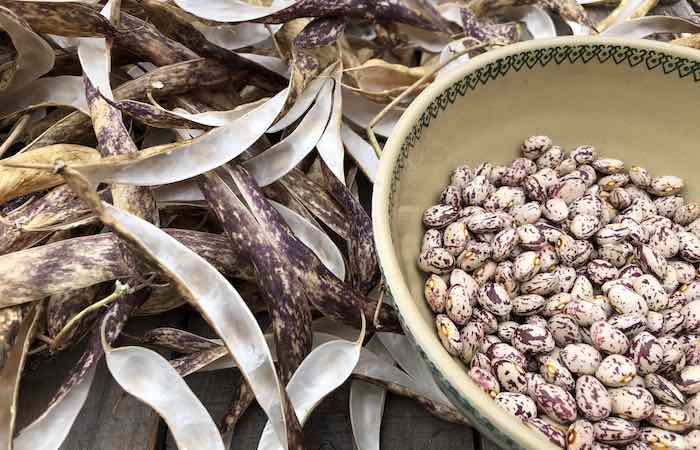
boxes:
[372,35,700,449]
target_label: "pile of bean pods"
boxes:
[420,135,700,449]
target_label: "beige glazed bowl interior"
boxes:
[372,36,700,450]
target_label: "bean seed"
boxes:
[590,320,630,354]
[639,427,686,450]
[469,366,500,398]
[593,417,639,446]
[436,314,462,356]
[535,382,578,424]
[422,229,443,252]
[649,176,685,197]
[418,247,455,274]
[648,405,692,432]
[567,420,594,450]
[561,344,602,376]
[460,320,484,363]
[513,324,555,354]
[596,355,636,387]
[609,386,655,420]
[424,274,448,313]
[526,417,567,447]
[646,373,686,407]
[451,165,473,190]
[495,392,538,419]
[493,357,529,394]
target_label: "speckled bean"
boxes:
[609,386,655,421]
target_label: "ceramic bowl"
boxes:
[372,36,700,450]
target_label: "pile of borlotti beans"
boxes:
[419,135,700,449]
